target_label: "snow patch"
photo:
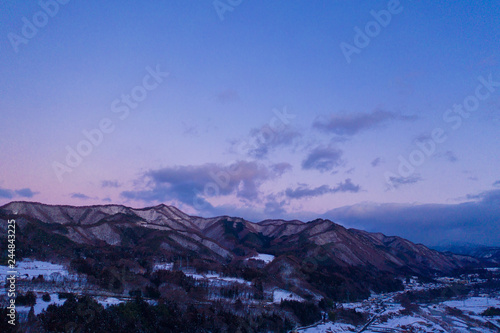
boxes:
[152,263,174,271]
[246,253,275,264]
[298,322,355,332]
[442,296,500,314]
[185,272,251,285]
[272,289,304,303]
[16,293,66,315]
[0,259,69,282]
[97,297,125,307]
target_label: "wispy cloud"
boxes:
[371,157,383,167]
[414,133,432,142]
[215,89,240,104]
[301,145,344,172]
[231,126,301,159]
[101,180,121,188]
[271,162,293,175]
[345,167,355,174]
[436,151,458,163]
[493,180,500,187]
[263,195,288,216]
[313,110,417,136]
[386,174,423,189]
[285,178,361,199]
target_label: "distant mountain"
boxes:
[0,201,481,302]
[433,243,500,264]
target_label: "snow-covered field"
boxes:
[486,267,500,272]
[298,322,355,332]
[16,293,126,316]
[246,253,275,264]
[152,262,174,271]
[296,283,500,333]
[185,271,251,286]
[273,289,304,303]
[16,293,66,316]
[351,294,500,333]
[442,296,500,314]
[1,259,127,320]
[97,296,125,307]
[373,314,444,332]
[0,259,70,282]
[3,259,500,332]
[153,263,254,287]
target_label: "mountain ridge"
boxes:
[0,200,488,306]
[0,201,479,273]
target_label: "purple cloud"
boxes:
[436,151,458,163]
[235,126,301,159]
[71,193,91,200]
[0,187,38,199]
[0,188,13,199]
[101,180,121,188]
[386,174,423,189]
[215,89,240,104]
[371,157,382,167]
[14,188,37,198]
[285,178,361,199]
[121,161,291,211]
[301,145,344,172]
[313,110,417,136]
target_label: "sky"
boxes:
[1,0,499,247]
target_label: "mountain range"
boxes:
[0,201,483,302]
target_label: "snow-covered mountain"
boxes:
[0,201,482,301]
